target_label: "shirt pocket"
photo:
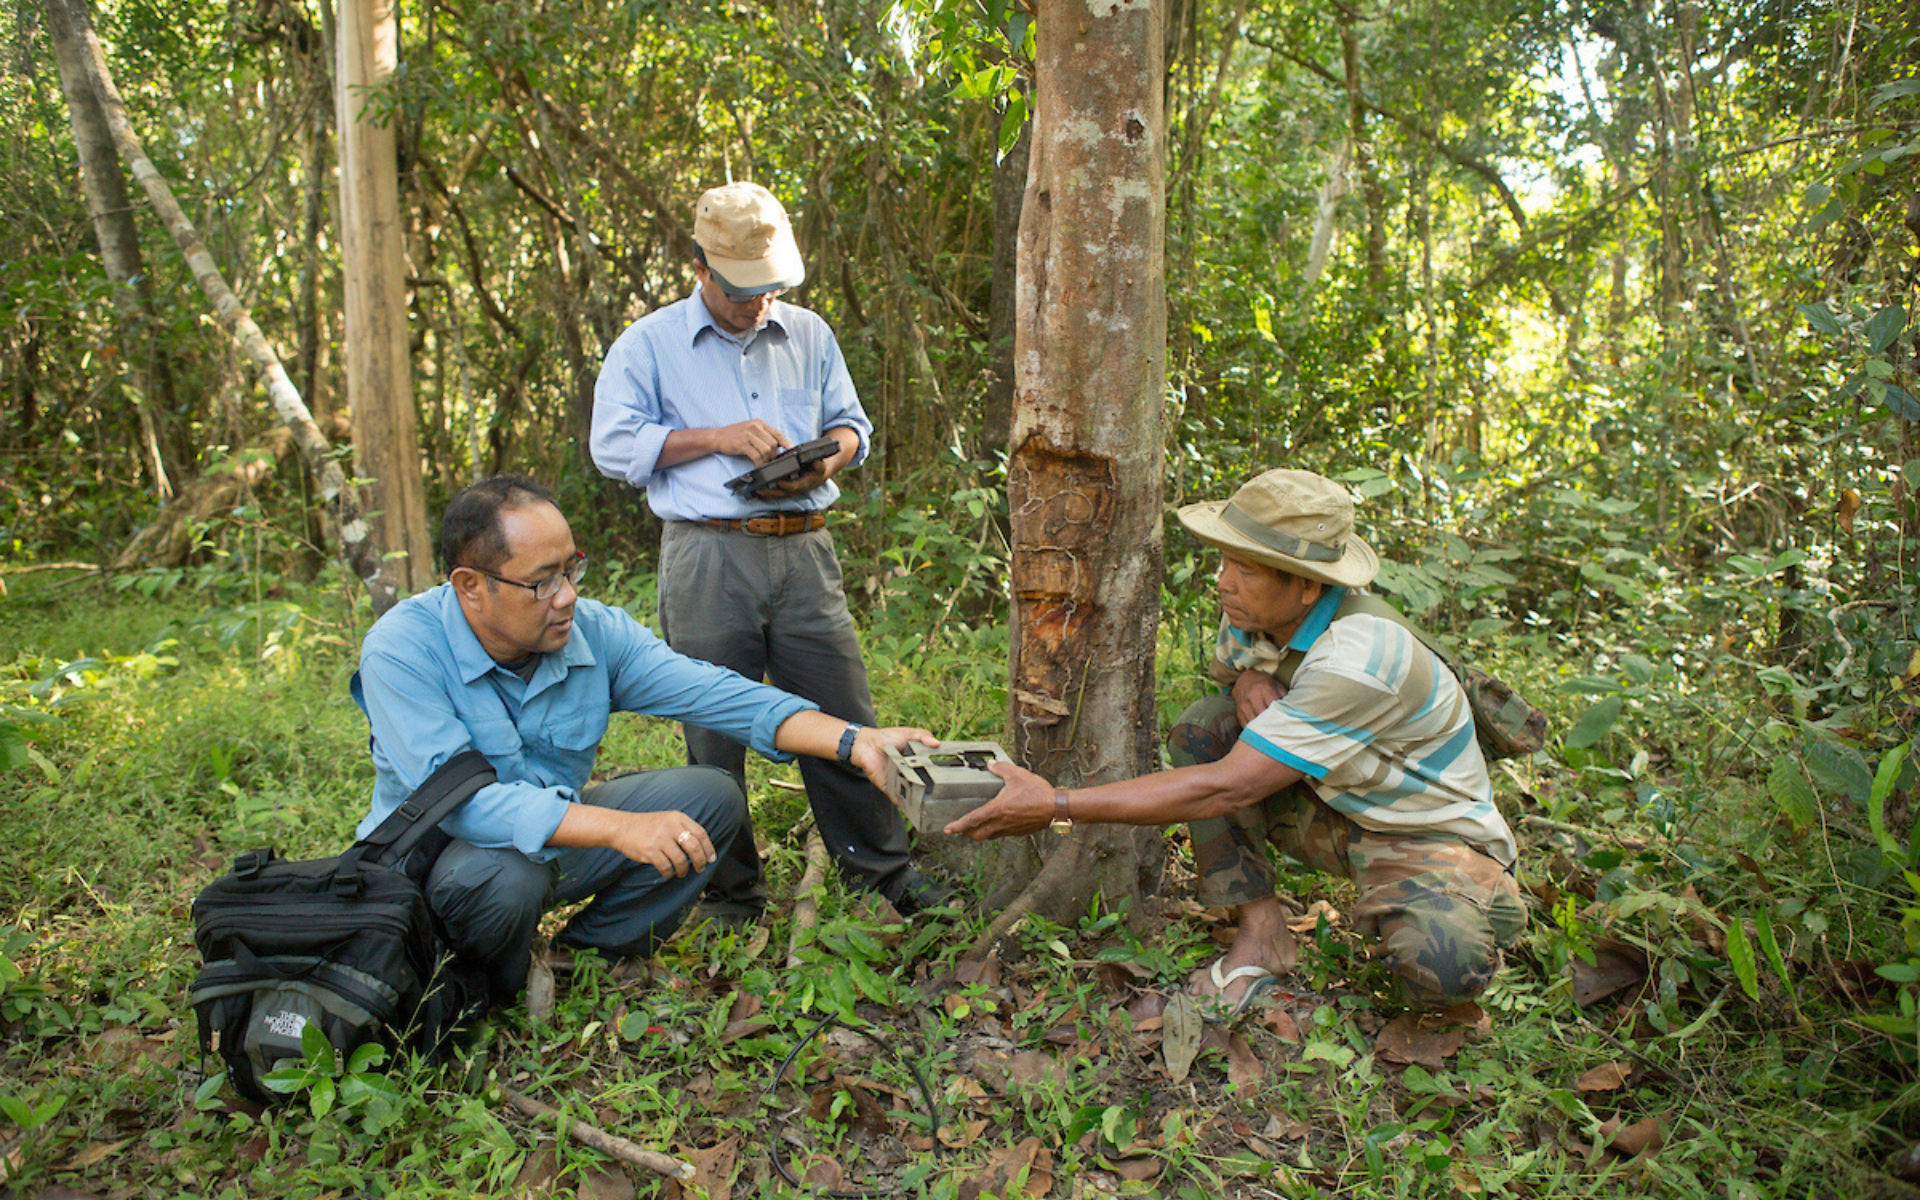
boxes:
[542,707,609,754]
[779,387,821,438]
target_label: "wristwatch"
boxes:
[1052,788,1072,831]
[837,724,862,764]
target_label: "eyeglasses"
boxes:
[719,283,784,305]
[707,266,785,305]
[466,551,588,600]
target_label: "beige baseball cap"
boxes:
[693,182,805,295]
[1176,468,1379,588]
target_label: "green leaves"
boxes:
[1868,740,1913,863]
[1767,755,1818,830]
[1563,696,1623,750]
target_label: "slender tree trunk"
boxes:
[977,0,1168,928]
[337,0,432,595]
[43,0,175,499]
[1339,8,1389,304]
[57,0,394,610]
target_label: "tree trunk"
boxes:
[57,0,394,611]
[1339,8,1389,304]
[43,0,175,499]
[981,119,1029,458]
[978,0,1169,931]
[337,0,433,595]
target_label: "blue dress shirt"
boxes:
[351,586,815,860]
[588,291,873,521]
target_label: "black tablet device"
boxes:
[724,436,840,495]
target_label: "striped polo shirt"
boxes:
[1240,611,1517,866]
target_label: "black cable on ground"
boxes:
[765,1010,944,1198]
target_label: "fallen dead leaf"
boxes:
[1679,886,1727,956]
[799,1154,846,1189]
[970,1050,1010,1094]
[1451,1161,1488,1195]
[1374,1012,1466,1070]
[1287,899,1342,933]
[960,1136,1051,1200]
[958,954,1003,989]
[1163,992,1202,1083]
[1425,1001,1491,1037]
[1111,1156,1163,1182]
[721,1018,772,1040]
[1576,1062,1633,1093]
[1224,1032,1263,1088]
[681,1136,740,1200]
[1097,959,1154,987]
[1598,1114,1667,1158]
[1263,1113,1310,1141]
[511,1143,564,1197]
[939,1119,989,1149]
[1125,990,1169,1025]
[576,1160,635,1200]
[1573,937,1650,1007]
[1008,1049,1059,1090]
[63,1139,129,1171]
[726,990,762,1024]
[1258,1007,1302,1042]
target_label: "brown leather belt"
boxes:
[695,512,827,537]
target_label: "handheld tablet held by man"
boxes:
[725,436,841,496]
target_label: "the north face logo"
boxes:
[263,1009,308,1039]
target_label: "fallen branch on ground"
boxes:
[787,825,829,968]
[501,1087,694,1180]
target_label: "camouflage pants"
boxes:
[1170,694,1528,1008]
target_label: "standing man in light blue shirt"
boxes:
[590,183,952,925]
[352,475,935,1003]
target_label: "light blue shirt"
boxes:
[351,585,814,860]
[588,291,873,522]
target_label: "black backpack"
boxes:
[189,751,495,1105]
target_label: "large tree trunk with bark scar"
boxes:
[969,0,1169,936]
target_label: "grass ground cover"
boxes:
[1,563,1915,1199]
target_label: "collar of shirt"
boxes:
[1285,584,1348,653]
[435,583,599,695]
[681,287,790,352]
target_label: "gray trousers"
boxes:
[657,521,911,905]
[425,766,744,1003]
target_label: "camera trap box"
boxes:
[883,740,1011,833]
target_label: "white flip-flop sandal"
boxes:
[1201,957,1281,1023]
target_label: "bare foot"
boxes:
[1187,902,1298,1008]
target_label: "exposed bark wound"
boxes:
[1009,442,1115,718]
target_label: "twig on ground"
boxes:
[1520,813,1649,849]
[787,826,829,968]
[502,1087,695,1180]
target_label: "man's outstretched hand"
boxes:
[847,726,940,797]
[945,760,1057,840]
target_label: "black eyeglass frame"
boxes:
[463,551,588,601]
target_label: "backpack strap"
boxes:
[350,750,498,871]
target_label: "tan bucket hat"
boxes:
[1176,468,1379,588]
[693,182,805,295]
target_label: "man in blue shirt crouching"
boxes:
[352,474,935,1004]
